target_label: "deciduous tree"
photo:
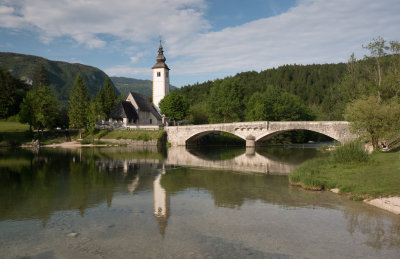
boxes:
[19,65,58,131]
[207,78,245,123]
[345,96,400,150]
[19,85,58,131]
[246,87,314,121]
[159,91,189,125]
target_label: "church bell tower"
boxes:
[152,41,170,111]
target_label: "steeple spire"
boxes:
[152,41,169,70]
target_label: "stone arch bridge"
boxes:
[165,121,357,147]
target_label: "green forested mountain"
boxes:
[0,52,118,101]
[111,76,177,97]
[176,63,348,121]
[110,77,153,96]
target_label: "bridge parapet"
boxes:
[165,121,357,147]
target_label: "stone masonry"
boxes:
[165,121,358,147]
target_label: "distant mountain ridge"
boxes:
[111,76,177,97]
[0,52,118,101]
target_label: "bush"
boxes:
[332,140,369,163]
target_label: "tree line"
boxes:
[0,63,118,138]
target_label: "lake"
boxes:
[0,146,399,258]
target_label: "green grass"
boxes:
[93,130,165,141]
[0,121,165,146]
[0,121,30,132]
[331,140,369,163]
[0,121,32,145]
[0,121,82,146]
[289,148,400,199]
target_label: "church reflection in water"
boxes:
[153,166,170,237]
[2,145,398,250]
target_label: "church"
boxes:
[108,42,170,128]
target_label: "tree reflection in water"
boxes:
[0,146,399,250]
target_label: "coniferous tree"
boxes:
[102,77,117,117]
[87,97,100,140]
[68,73,89,138]
[33,63,50,88]
[0,67,27,118]
[96,86,105,117]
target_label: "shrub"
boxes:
[332,140,369,163]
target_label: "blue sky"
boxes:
[0,0,399,87]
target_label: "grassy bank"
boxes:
[289,142,400,200]
[0,121,33,146]
[92,129,165,141]
[0,121,165,146]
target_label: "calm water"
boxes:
[0,146,399,258]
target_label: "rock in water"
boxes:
[67,232,79,238]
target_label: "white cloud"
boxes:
[130,53,144,64]
[0,5,25,28]
[170,0,400,75]
[0,0,209,48]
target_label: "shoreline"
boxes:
[364,197,400,214]
[42,141,108,148]
[330,188,400,215]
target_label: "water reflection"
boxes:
[0,146,399,255]
[153,166,170,237]
[174,146,324,174]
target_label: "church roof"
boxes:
[129,92,162,120]
[152,41,170,70]
[109,101,138,120]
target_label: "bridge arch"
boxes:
[255,128,337,143]
[185,130,246,146]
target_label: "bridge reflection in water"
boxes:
[102,145,322,175]
[166,146,300,174]
[1,146,398,254]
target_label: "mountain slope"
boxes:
[0,52,118,101]
[111,77,153,96]
[111,76,177,97]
